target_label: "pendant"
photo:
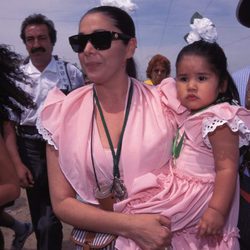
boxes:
[94,183,113,200]
[112,177,128,200]
[94,183,115,211]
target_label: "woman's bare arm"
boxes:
[0,135,20,206]
[46,144,172,249]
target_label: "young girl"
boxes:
[114,20,250,249]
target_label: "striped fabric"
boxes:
[232,66,250,107]
[71,227,116,250]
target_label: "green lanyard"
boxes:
[93,82,133,181]
[172,128,185,160]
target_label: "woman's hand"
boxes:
[126,214,172,250]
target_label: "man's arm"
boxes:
[3,121,34,188]
[66,62,84,90]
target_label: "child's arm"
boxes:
[197,124,239,237]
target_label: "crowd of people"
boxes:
[0,0,250,250]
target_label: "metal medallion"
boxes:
[94,183,113,200]
[112,177,128,200]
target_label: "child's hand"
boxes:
[197,207,225,237]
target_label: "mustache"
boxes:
[31,47,46,54]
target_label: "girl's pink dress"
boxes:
[115,102,250,250]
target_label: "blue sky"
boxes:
[1,0,249,80]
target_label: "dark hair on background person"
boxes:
[83,6,137,78]
[0,44,34,125]
[176,40,240,105]
[20,13,57,45]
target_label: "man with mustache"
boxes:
[3,14,84,250]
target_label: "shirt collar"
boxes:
[25,56,57,75]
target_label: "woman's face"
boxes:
[150,62,168,85]
[78,12,136,84]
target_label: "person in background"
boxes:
[0,44,34,250]
[115,14,247,249]
[144,54,171,85]
[0,141,19,206]
[3,14,84,250]
[232,1,250,249]
[36,5,182,250]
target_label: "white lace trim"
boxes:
[202,116,250,148]
[36,112,58,150]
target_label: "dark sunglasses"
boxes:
[69,31,131,53]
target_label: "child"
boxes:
[114,15,250,249]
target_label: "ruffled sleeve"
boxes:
[198,103,250,148]
[37,85,98,202]
[37,84,94,149]
[37,87,66,149]
[157,78,189,127]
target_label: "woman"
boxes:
[0,43,33,205]
[38,6,187,249]
[144,54,171,86]
[0,44,34,249]
[0,137,19,206]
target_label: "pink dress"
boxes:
[114,103,250,250]
[37,77,186,211]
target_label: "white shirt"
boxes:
[17,56,83,125]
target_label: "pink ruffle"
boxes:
[157,78,189,126]
[121,167,214,216]
[183,102,250,148]
[157,167,214,185]
[173,226,239,249]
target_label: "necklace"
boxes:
[172,128,185,162]
[91,80,133,201]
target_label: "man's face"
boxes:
[24,24,53,65]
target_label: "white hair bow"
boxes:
[184,12,218,44]
[100,0,137,12]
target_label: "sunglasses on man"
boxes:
[69,31,132,53]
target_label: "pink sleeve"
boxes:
[37,87,66,149]
[201,104,250,148]
[157,77,189,127]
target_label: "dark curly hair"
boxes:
[0,44,34,124]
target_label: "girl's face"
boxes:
[176,54,225,112]
[78,12,136,84]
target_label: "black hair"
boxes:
[82,6,137,78]
[176,40,240,105]
[20,13,57,45]
[0,44,34,124]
